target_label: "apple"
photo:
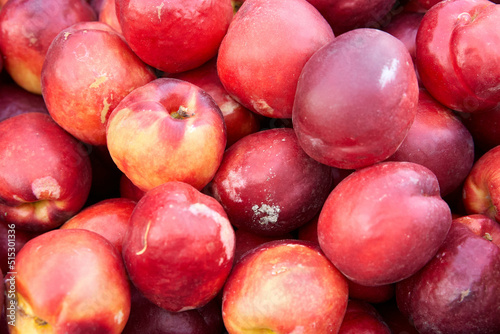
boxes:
[388,88,475,197]
[222,239,349,333]
[217,0,334,118]
[119,174,145,202]
[462,145,500,221]
[293,28,419,170]
[106,78,227,192]
[99,0,122,33]
[168,57,260,147]
[210,128,334,236]
[60,198,136,254]
[0,112,92,232]
[6,229,131,333]
[338,299,392,334]
[318,161,452,286]
[115,0,233,74]
[233,229,293,263]
[122,286,224,334]
[383,10,425,64]
[396,214,500,333]
[415,0,500,113]
[306,0,397,35]
[122,181,235,312]
[0,83,48,122]
[41,21,156,146]
[0,0,96,94]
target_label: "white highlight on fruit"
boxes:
[219,99,240,114]
[379,58,399,89]
[31,176,61,200]
[188,203,234,261]
[251,203,281,225]
[114,309,124,324]
[222,168,246,203]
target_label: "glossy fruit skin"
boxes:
[293,28,419,170]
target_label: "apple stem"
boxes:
[170,105,195,119]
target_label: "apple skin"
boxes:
[306,0,397,35]
[6,229,131,333]
[0,0,96,94]
[115,0,233,74]
[396,214,500,334]
[0,83,48,122]
[318,161,452,286]
[416,0,500,113]
[383,10,424,64]
[217,0,334,119]
[222,239,348,333]
[210,128,334,236]
[107,78,227,192]
[99,0,122,33]
[388,89,475,197]
[0,113,92,232]
[168,58,260,147]
[462,145,500,221]
[119,174,145,203]
[293,28,419,170]
[122,286,224,334]
[41,21,156,146]
[60,198,136,254]
[233,229,293,264]
[338,299,391,334]
[122,181,235,312]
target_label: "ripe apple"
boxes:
[222,239,349,333]
[122,286,224,334]
[168,58,260,147]
[233,229,293,263]
[0,0,96,94]
[119,174,145,202]
[210,128,333,236]
[60,198,136,254]
[115,0,233,73]
[41,21,156,146]
[338,299,391,334]
[307,0,397,35]
[396,214,500,334]
[106,78,227,192]
[388,89,475,197]
[383,10,425,64]
[7,229,131,333]
[0,83,48,122]
[293,28,419,170]
[217,0,334,118]
[122,181,235,312]
[462,145,500,221]
[0,113,92,232]
[416,0,500,113]
[99,0,122,33]
[318,161,452,286]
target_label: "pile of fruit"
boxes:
[0,0,499,333]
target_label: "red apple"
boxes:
[293,28,419,170]
[338,299,392,334]
[115,0,233,73]
[119,174,145,202]
[99,0,122,33]
[222,239,349,333]
[210,128,334,236]
[122,286,224,334]
[383,10,425,64]
[388,89,475,197]
[462,145,500,221]
[307,0,397,35]
[233,229,293,263]
[0,0,96,94]
[0,113,92,232]
[6,229,131,333]
[318,161,452,286]
[60,198,136,254]
[416,0,500,113]
[106,78,227,192]
[0,83,48,122]
[396,214,500,334]
[168,58,260,147]
[217,0,334,118]
[122,181,235,312]
[41,21,156,146]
